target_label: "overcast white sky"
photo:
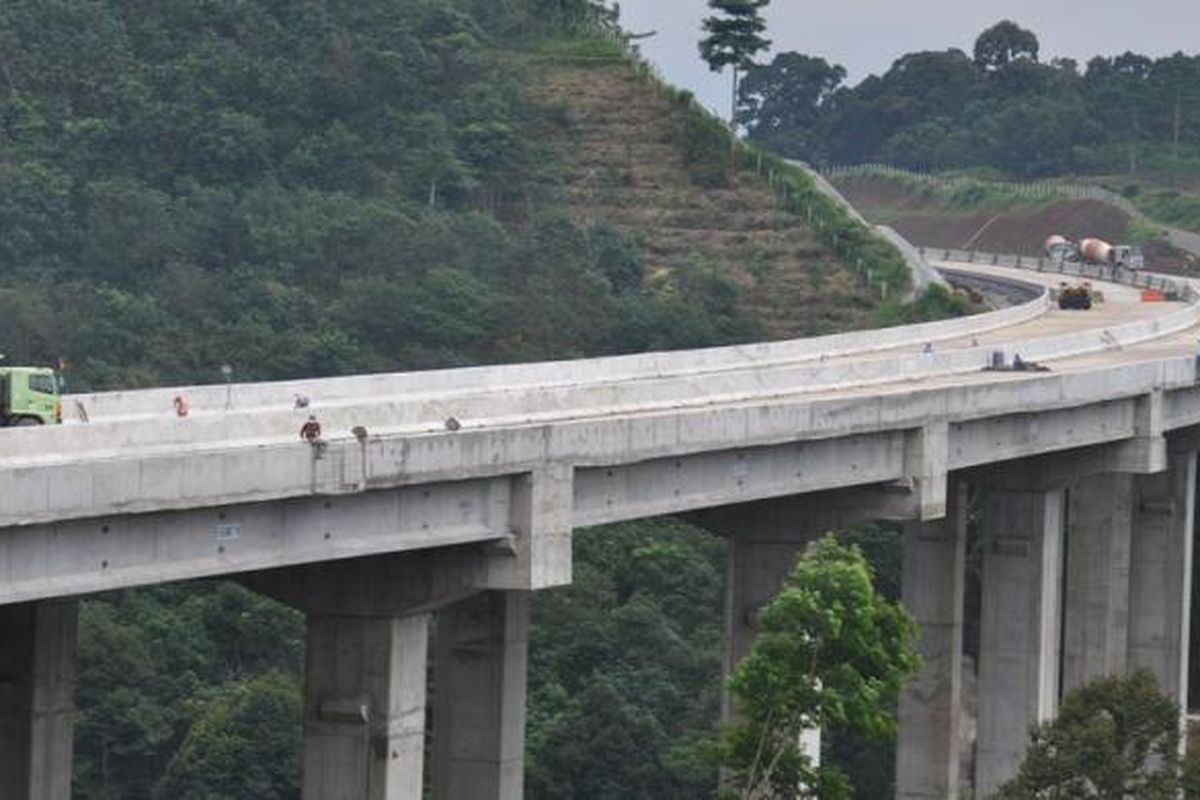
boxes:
[617,0,1200,117]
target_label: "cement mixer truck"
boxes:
[1044,235,1144,270]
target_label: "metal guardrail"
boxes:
[927,247,1198,303]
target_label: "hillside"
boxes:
[0,3,935,798]
[527,60,884,339]
[835,175,1198,273]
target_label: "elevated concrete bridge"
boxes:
[4,259,1200,798]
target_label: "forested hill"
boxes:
[739,19,1200,178]
[0,0,907,394]
[0,2,929,798]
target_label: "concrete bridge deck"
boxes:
[3,259,1200,800]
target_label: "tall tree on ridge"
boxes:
[699,0,771,123]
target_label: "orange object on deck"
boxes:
[1142,289,1166,302]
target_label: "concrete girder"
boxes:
[687,483,923,542]
[0,359,1190,530]
[575,433,908,528]
[0,479,510,608]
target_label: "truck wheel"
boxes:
[12,417,41,426]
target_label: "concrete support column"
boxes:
[0,600,78,800]
[1061,474,1134,694]
[897,483,966,799]
[723,537,810,722]
[1129,451,1196,718]
[302,614,429,800]
[433,591,530,800]
[976,487,1065,797]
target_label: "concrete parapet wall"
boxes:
[0,352,1192,532]
[63,276,1051,424]
[9,281,1191,468]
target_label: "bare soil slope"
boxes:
[527,62,881,339]
[837,176,1195,273]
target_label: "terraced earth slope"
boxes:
[835,175,1198,274]
[526,61,881,339]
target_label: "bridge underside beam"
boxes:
[0,478,511,607]
[575,432,909,528]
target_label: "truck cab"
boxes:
[0,367,62,426]
[1113,245,1145,270]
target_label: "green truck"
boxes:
[0,367,62,426]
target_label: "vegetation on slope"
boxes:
[832,173,1198,272]
[0,1,932,797]
[529,59,890,338]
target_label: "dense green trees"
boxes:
[74,584,304,798]
[528,520,727,799]
[997,670,1194,799]
[737,20,1200,177]
[0,0,768,391]
[736,53,846,157]
[973,20,1040,71]
[722,536,919,799]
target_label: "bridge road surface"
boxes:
[56,261,1189,429]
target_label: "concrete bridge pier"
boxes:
[0,600,78,800]
[244,549,495,800]
[975,486,1065,798]
[1061,474,1135,695]
[720,534,813,721]
[245,538,544,800]
[695,488,922,718]
[432,591,530,800]
[694,485,927,774]
[302,613,429,800]
[1129,450,1197,715]
[896,482,966,800]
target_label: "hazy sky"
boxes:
[618,0,1200,117]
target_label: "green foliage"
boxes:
[737,53,846,156]
[0,0,807,390]
[527,520,727,799]
[996,669,1183,799]
[679,112,734,188]
[699,0,771,74]
[973,20,1040,71]
[74,584,304,799]
[155,672,301,800]
[738,21,1200,179]
[873,283,978,327]
[722,536,920,799]
[1134,189,1200,235]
